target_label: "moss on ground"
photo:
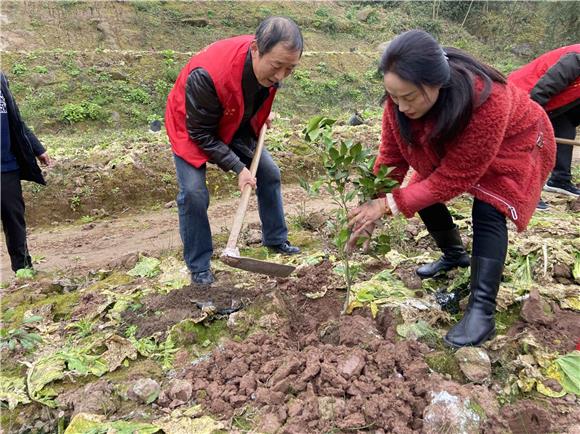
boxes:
[495,303,522,334]
[425,349,467,383]
[169,318,229,351]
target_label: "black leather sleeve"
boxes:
[531,52,580,107]
[24,124,46,156]
[185,68,245,174]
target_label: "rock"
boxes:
[30,72,58,88]
[258,413,282,434]
[510,43,533,57]
[395,268,423,290]
[356,8,374,22]
[542,378,563,393]
[257,313,284,331]
[347,112,364,126]
[239,372,257,394]
[127,378,160,404]
[318,320,340,345]
[423,391,482,434]
[269,358,302,385]
[49,278,78,293]
[244,228,263,245]
[255,387,284,405]
[227,310,251,335]
[167,379,192,402]
[109,71,128,81]
[338,315,382,347]
[318,396,345,420]
[553,262,573,280]
[172,349,190,370]
[339,412,366,430]
[57,380,118,415]
[304,210,328,231]
[111,111,121,124]
[337,351,366,378]
[164,200,176,208]
[90,208,108,217]
[157,390,171,407]
[108,252,140,270]
[149,119,162,132]
[455,347,491,383]
[94,19,118,49]
[570,196,580,213]
[181,17,209,27]
[521,287,556,326]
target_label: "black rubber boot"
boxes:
[416,225,470,278]
[444,256,504,348]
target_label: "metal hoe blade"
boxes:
[221,253,295,277]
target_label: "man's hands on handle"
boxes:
[237,115,276,191]
[265,111,276,129]
[238,167,257,192]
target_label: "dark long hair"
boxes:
[379,30,506,150]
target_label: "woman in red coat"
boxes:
[348,30,555,348]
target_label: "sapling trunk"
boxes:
[303,116,398,315]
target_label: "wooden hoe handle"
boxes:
[556,137,580,147]
[225,125,268,252]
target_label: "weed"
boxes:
[11,63,27,75]
[315,7,330,17]
[79,215,95,224]
[62,102,108,124]
[15,268,36,280]
[0,316,43,352]
[70,194,81,211]
[33,66,48,74]
[161,49,176,66]
[123,87,151,104]
[69,319,95,338]
[154,79,172,96]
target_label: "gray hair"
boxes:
[255,16,303,56]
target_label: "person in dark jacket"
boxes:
[165,17,302,285]
[1,71,50,272]
[509,44,580,210]
[346,30,555,348]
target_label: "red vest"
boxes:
[508,44,580,112]
[165,35,276,168]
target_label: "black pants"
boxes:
[418,199,508,263]
[1,170,32,271]
[549,104,580,184]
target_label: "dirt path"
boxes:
[0,185,335,280]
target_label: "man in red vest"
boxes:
[509,44,580,210]
[165,17,303,284]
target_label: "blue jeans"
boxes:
[174,149,288,273]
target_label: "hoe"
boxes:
[221,125,296,277]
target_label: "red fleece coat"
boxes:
[375,81,556,232]
[165,35,276,168]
